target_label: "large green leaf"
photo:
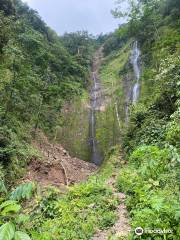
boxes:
[1,204,21,216]
[9,182,35,202]
[0,222,15,240]
[0,200,18,210]
[0,200,17,210]
[0,200,21,216]
[14,231,31,240]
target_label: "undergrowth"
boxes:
[28,149,121,240]
[0,148,122,240]
[116,38,180,239]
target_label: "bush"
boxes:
[129,145,170,178]
[166,121,180,149]
[0,181,35,240]
[30,180,119,240]
[117,144,179,239]
[130,104,148,127]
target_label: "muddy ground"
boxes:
[23,131,98,187]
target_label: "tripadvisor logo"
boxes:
[135,227,173,236]
[135,227,144,236]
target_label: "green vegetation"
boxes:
[117,144,179,239]
[0,150,121,240]
[0,0,96,180]
[0,0,179,239]
[116,59,180,238]
[28,149,121,240]
[61,31,96,71]
[107,0,180,239]
[100,42,131,91]
[94,42,132,157]
[56,92,91,160]
[0,181,35,240]
[30,182,117,240]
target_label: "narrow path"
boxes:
[92,172,131,239]
[90,48,131,238]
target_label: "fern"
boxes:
[9,182,35,202]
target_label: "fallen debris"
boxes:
[24,131,98,187]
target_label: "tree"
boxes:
[0,0,14,15]
[61,31,96,68]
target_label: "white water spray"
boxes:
[131,41,141,104]
[89,69,102,165]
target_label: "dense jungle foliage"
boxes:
[111,0,180,239]
[0,0,179,239]
[0,0,96,180]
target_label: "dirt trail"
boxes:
[90,48,131,238]
[24,131,97,187]
[92,173,131,239]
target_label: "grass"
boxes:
[100,42,131,95]
[94,42,132,156]
[27,43,133,240]
[116,145,179,240]
[26,147,122,240]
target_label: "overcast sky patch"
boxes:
[22,0,125,35]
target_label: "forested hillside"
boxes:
[0,0,179,239]
[105,0,180,238]
[0,0,96,180]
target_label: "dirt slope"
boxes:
[24,131,97,187]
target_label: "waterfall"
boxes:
[131,41,141,104]
[89,46,105,165]
[89,71,102,166]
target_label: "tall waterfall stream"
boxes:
[131,41,141,104]
[89,47,104,165]
[57,43,141,164]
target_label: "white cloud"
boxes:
[21,0,35,8]
[22,0,33,4]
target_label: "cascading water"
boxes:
[89,70,102,165]
[89,46,104,166]
[131,41,141,104]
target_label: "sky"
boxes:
[21,0,125,36]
